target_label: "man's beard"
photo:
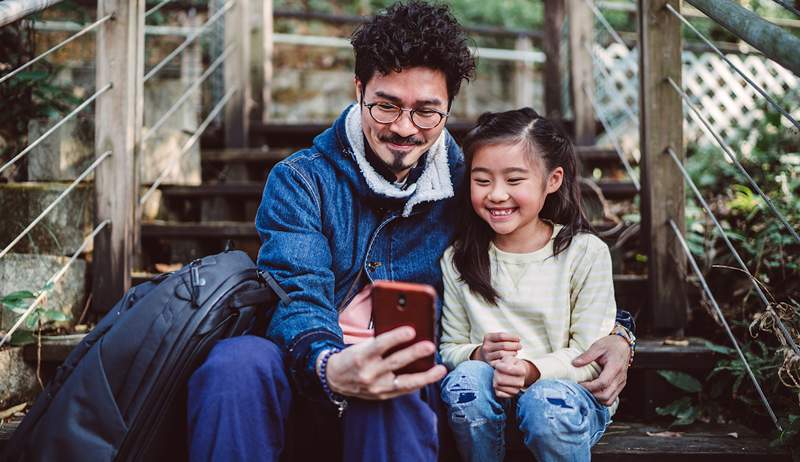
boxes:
[380,133,424,173]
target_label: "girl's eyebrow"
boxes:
[471,166,529,174]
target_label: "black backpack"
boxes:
[3,250,288,461]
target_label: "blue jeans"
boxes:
[186,335,439,462]
[441,361,610,462]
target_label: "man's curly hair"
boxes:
[351,1,475,106]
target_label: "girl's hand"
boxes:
[492,356,529,398]
[472,332,522,365]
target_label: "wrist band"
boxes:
[611,324,636,367]
[318,348,348,417]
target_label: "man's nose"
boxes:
[388,111,419,138]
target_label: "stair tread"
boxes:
[156,180,638,199]
[590,422,787,459]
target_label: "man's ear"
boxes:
[546,167,564,194]
[354,77,362,102]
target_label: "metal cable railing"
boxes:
[145,0,172,18]
[0,151,112,261]
[583,84,641,190]
[0,13,112,86]
[143,0,234,82]
[584,0,628,49]
[664,3,800,132]
[668,219,781,430]
[0,219,110,349]
[666,77,800,245]
[0,83,112,176]
[140,84,239,205]
[770,0,800,17]
[584,42,639,126]
[143,43,235,144]
[666,147,800,359]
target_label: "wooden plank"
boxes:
[567,0,595,145]
[202,148,291,162]
[224,0,250,148]
[141,220,257,238]
[155,180,638,200]
[638,0,687,334]
[543,0,565,118]
[93,0,144,313]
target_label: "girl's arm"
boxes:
[438,249,481,370]
[524,237,617,383]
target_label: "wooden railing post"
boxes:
[93,0,144,312]
[543,0,565,119]
[638,0,687,334]
[514,36,535,109]
[224,0,251,148]
[567,0,594,145]
[252,0,273,125]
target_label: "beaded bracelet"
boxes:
[611,324,636,367]
[318,348,348,417]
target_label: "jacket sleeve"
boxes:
[524,238,617,383]
[256,159,345,401]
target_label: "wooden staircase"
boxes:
[3,122,785,460]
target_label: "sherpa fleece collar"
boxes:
[343,104,454,217]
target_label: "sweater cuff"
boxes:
[442,343,482,370]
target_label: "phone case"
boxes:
[372,280,437,375]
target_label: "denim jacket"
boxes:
[256,105,465,398]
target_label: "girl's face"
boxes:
[469,141,563,248]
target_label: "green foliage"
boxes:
[1,284,70,347]
[656,340,798,448]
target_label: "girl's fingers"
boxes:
[493,385,521,397]
[484,341,522,353]
[485,332,521,343]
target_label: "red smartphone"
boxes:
[371,280,437,375]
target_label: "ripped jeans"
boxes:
[441,361,610,462]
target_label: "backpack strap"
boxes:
[230,270,290,309]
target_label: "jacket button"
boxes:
[367,261,382,272]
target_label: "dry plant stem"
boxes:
[76,292,92,326]
[36,320,43,391]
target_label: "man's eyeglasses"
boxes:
[362,100,449,130]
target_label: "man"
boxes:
[187,2,634,461]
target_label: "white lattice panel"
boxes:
[592,43,799,155]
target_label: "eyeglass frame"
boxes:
[360,95,450,130]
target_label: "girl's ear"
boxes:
[546,167,564,194]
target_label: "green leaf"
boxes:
[657,370,703,393]
[9,330,35,346]
[24,312,40,330]
[704,341,735,355]
[2,290,36,301]
[655,396,693,417]
[41,310,69,322]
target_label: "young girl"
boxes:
[439,108,617,462]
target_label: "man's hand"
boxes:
[572,334,631,405]
[492,356,530,398]
[321,326,447,400]
[471,332,522,365]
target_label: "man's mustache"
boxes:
[378,133,424,146]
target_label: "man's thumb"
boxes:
[572,345,601,367]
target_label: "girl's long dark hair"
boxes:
[452,107,593,305]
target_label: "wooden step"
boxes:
[156,179,638,201]
[141,220,257,239]
[199,146,626,170]
[589,421,789,462]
